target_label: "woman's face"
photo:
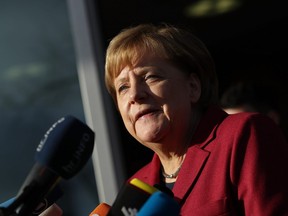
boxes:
[114,54,201,149]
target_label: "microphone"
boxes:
[89,203,111,216]
[137,191,180,216]
[39,204,62,216]
[0,185,63,216]
[31,185,63,215]
[107,178,158,216]
[153,183,174,197]
[0,115,95,216]
[0,199,15,209]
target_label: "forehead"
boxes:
[111,44,169,80]
[116,54,171,77]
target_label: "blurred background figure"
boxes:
[220,80,280,125]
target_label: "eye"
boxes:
[117,84,129,94]
[144,74,161,82]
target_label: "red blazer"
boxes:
[129,106,288,215]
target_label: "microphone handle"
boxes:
[11,169,60,216]
[0,208,17,216]
[16,178,60,216]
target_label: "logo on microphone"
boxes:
[37,117,65,152]
[121,206,137,216]
[61,132,92,174]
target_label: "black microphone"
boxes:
[0,115,95,216]
[107,178,158,216]
[153,183,174,197]
[38,204,63,216]
[31,185,63,215]
[0,186,63,216]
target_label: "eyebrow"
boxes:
[114,77,129,87]
[114,65,160,85]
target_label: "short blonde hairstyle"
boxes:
[105,23,218,108]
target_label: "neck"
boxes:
[160,153,186,181]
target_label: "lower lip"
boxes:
[139,111,159,120]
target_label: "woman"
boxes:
[105,23,288,215]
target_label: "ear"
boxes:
[188,73,201,103]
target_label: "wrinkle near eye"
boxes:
[115,75,130,96]
[118,85,128,94]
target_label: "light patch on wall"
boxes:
[1,63,48,80]
[184,0,242,17]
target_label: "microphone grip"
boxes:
[0,208,17,216]
[0,185,63,216]
[31,184,63,215]
[16,177,60,216]
[39,204,62,216]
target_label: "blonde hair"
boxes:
[105,23,218,108]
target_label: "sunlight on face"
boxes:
[114,55,199,149]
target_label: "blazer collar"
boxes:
[136,106,228,203]
[173,106,227,203]
[191,105,227,148]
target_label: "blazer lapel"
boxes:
[172,146,210,203]
[130,106,228,205]
[133,154,162,186]
[172,106,227,203]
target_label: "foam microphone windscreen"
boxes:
[2,115,94,216]
[35,115,95,179]
[137,191,180,216]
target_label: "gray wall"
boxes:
[0,1,98,215]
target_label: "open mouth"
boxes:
[136,109,160,121]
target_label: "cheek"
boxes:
[123,120,139,142]
[117,102,136,134]
[120,112,135,137]
[163,90,192,118]
[117,101,128,123]
[150,84,171,103]
[118,106,128,124]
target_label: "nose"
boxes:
[129,82,148,104]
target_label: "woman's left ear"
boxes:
[188,73,201,103]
